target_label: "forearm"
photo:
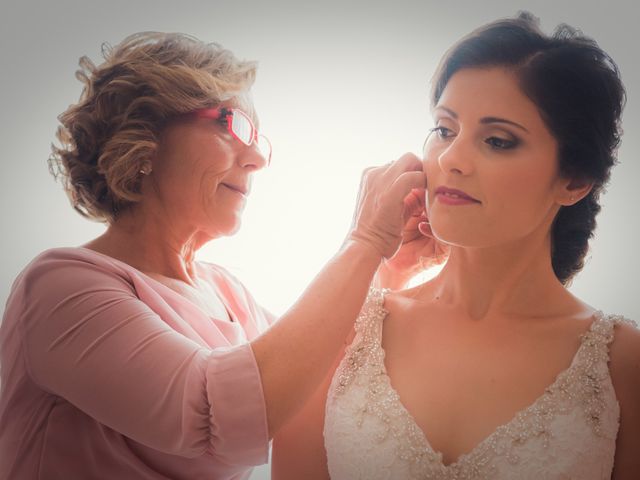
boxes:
[250,240,380,437]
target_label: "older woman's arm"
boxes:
[20,253,267,466]
[270,348,341,479]
[18,154,423,466]
[251,154,424,437]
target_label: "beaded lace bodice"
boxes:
[324,288,635,480]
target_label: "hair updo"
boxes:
[49,32,257,223]
[431,12,626,285]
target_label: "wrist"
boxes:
[338,238,385,282]
[341,236,384,261]
[346,230,397,260]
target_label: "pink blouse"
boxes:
[0,247,275,479]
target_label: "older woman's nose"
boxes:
[239,146,269,170]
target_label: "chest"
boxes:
[325,295,619,479]
[151,275,233,322]
[380,313,586,466]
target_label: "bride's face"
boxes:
[423,67,571,248]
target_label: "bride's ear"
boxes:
[556,176,593,206]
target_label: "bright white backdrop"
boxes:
[1,1,638,478]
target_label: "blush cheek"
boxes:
[424,161,439,205]
[494,182,550,238]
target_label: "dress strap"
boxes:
[353,287,389,339]
[333,287,389,394]
[566,312,636,436]
[580,311,638,358]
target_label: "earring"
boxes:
[139,167,152,175]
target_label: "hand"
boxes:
[375,188,449,290]
[348,153,425,259]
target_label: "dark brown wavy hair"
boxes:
[431,12,626,285]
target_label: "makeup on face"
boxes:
[434,186,481,206]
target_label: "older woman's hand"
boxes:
[348,153,426,259]
[375,187,450,290]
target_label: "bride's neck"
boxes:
[422,237,574,320]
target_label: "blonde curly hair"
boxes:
[49,32,257,222]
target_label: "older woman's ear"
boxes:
[139,163,153,175]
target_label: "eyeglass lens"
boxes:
[233,111,271,162]
[230,111,254,145]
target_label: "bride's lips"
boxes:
[435,186,480,205]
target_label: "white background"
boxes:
[1,1,638,477]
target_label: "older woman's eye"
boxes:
[485,136,518,150]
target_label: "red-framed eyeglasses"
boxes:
[195,107,272,165]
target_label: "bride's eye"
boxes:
[485,136,518,150]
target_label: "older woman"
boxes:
[0,32,440,479]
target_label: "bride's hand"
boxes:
[375,187,449,290]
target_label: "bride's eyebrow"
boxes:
[480,117,530,134]
[434,105,530,134]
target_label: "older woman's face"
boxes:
[147,100,267,239]
[423,67,571,249]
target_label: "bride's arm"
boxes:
[610,321,640,479]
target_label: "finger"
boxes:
[404,195,422,218]
[384,171,427,221]
[380,152,423,184]
[411,188,426,208]
[361,165,389,187]
[389,170,426,198]
[403,188,426,216]
[401,212,425,232]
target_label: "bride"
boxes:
[272,12,639,480]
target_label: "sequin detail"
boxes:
[327,288,633,480]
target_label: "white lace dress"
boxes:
[324,288,636,480]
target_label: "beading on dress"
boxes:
[327,288,633,479]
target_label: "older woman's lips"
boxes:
[221,183,248,196]
[435,186,480,206]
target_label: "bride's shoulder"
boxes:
[381,281,439,317]
[607,314,639,420]
[606,315,640,475]
[608,315,640,379]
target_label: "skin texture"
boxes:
[85,96,431,439]
[271,67,640,479]
[86,99,267,319]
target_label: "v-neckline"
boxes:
[375,306,603,470]
[137,267,238,324]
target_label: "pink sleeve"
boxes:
[18,254,269,465]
